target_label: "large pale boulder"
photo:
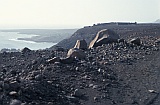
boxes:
[74,39,87,50]
[67,48,86,59]
[89,29,119,48]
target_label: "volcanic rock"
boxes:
[155,38,160,44]
[129,38,141,45]
[67,48,86,59]
[73,89,83,97]
[9,81,20,90]
[47,57,60,64]
[74,39,87,50]
[118,39,126,43]
[9,91,18,96]
[10,99,22,105]
[89,29,119,48]
[21,47,31,53]
[60,57,74,64]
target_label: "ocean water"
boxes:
[0,31,56,50]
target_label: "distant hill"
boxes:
[155,19,160,23]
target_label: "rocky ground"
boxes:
[0,35,160,105]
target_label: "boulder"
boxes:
[74,39,87,50]
[129,38,141,45]
[73,89,83,97]
[21,47,31,53]
[67,48,86,59]
[89,29,119,48]
[60,57,74,64]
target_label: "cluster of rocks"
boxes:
[0,28,160,105]
[52,23,160,49]
[48,29,156,65]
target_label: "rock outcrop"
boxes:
[89,29,119,48]
[67,48,86,59]
[74,39,87,50]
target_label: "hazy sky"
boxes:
[0,0,159,29]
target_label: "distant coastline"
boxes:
[0,29,77,51]
[1,29,77,43]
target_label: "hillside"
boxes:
[50,23,160,49]
[0,23,160,105]
[0,37,160,105]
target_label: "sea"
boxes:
[0,31,55,50]
[0,29,77,51]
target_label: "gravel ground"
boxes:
[0,24,160,105]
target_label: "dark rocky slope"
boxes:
[51,23,160,49]
[0,35,160,105]
[0,24,160,105]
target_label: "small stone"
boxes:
[10,99,22,105]
[35,74,43,81]
[9,81,20,90]
[3,83,9,90]
[0,87,2,91]
[48,102,53,105]
[129,38,141,45]
[0,81,3,87]
[66,96,79,103]
[9,91,18,96]
[32,71,41,76]
[89,84,94,87]
[93,85,98,89]
[75,67,79,71]
[32,60,37,65]
[148,90,156,93]
[73,89,83,97]
[98,68,101,72]
[155,38,160,44]
[94,97,98,101]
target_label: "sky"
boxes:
[0,0,159,29]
